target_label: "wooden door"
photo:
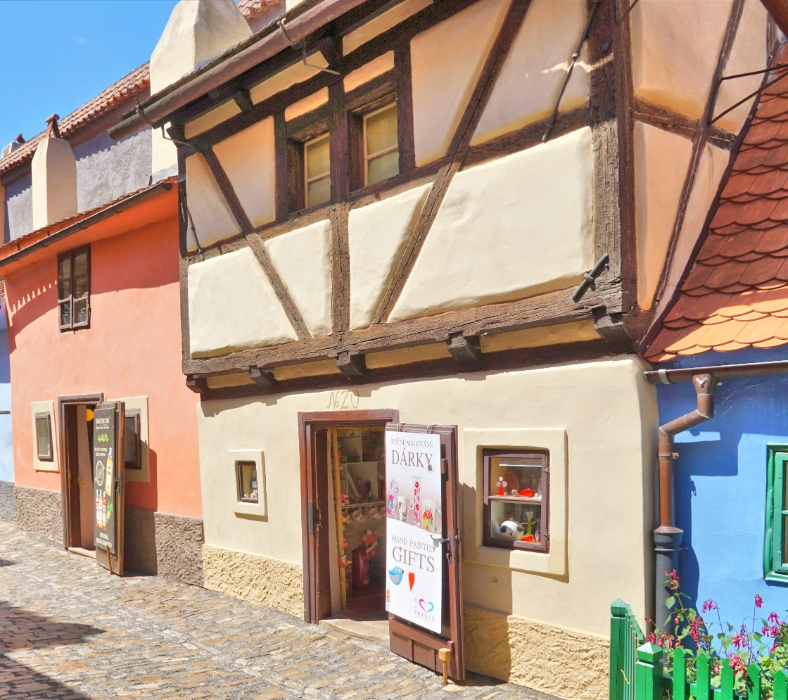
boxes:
[93,401,126,576]
[386,424,465,681]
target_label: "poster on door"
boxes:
[93,405,117,554]
[384,430,443,634]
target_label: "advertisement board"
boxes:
[384,430,443,634]
[93,404,118,554]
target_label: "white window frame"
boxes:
[230,449,267,519]
[31,401,58,472]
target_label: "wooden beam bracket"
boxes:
[186,375,208,394]
[337,351,367,377]
[446,333,483,364]
[233,89,255,113]
[249,366,278,387]
[592,306,631,344]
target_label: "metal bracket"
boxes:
[278,19,341,76]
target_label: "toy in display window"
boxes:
[483,450,549,552]
[237,462,259,503]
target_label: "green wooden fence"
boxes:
[609,601,788,700]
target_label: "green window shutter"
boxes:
[766,449,788,581]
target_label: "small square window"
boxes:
[237,461,259,503]
[304,135,331,208]
[483,450,549,552]
[35,412,53,461]
[124,411,142,470]
[364,104,399,186]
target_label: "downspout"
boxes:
[653,373,718,632]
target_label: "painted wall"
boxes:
[655,346,788,627]
[74,128,152,213]
[196,356,656,637]
[0,304,13,484]
[4,174,33,242]
[6,212,202,519]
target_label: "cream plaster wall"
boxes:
[265,220,333,337]
[473,0,588,145]
[196,356,656,636]
[344,52,395,93]
[249,55,328,105]
[31,138,77,230]
[185,153,240,250]
[391,127,593,321]
[284,88,329,121]
[715,0,769,134]
[654,143,730,322]
[343,0,432,55]
[411,0,510,165]
[631,0,733,121]
[634,123,694,310]
[480,320,601,354]
[188,248,297,358]
[214,118,276,229]
[30,401,58,473]
[348,183,430,329]
[365,342,450,369]
[152,130,177,179]
[184,100,242,139]
[150,0,251,96]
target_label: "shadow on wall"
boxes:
[0,601,101,698]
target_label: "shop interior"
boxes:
[61,403,97,554]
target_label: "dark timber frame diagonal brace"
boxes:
[651,0,745,311]
[371,0,534,325]
[199,147,311,340]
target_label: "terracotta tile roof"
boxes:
[237,0,283,22]
[646,44,788,362]
[0,63,150,177]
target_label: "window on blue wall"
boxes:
[765,447,788,582]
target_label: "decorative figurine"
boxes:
[519,488,536,498]
[497,476,507,496]
[387,479,398,516]
[523,511,538,543]
[362,529,378,557]
[493,519,526,540]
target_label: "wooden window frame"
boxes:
[303,133,332,210]
[363,103,399,187]
[765,446,788,582]
[34,412,53,461]
[123,410,142,471]
[57,246,91,332]
[482,449,550,553]
[236,459,260,504]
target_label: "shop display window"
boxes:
[483,449,549,552]
[35,412,53,461]
[237,461,259,503]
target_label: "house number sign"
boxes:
[385,430,443,633]
[326,389,359,409]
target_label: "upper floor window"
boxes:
[364,103,399,186]
[58,246,90,331]
[305,135,331,209]
[765,447,788,582]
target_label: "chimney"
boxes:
[149,0,252,176]
[31,115,77,230]
[1,134,25,159]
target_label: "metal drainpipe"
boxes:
[654,372,719,632]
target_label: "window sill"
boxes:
[766,572,788,585]
[234,501,266,519]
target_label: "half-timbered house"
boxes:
[109,0,778,695]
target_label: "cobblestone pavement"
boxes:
[0,521,553,699]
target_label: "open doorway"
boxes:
[299,410,398,642]
[59,394,102,556]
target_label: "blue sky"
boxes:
[0,1,179,147]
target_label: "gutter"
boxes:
[0,181,173,269]
[644,358,788,631]
[760,0,788,37]
[108,0,367,142]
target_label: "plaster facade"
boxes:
[265,220,333,337]
[391,127,594,320]
[31,138,78,230]
[634,122,693,310]
[188,247,298,358]
[4,175,33,242]
[473,0,588,145]
[342,0,432,55]
[186,152,241,250]
[411,0,510,165]
[196,357,655,645]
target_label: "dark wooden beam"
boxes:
[634,97,735,150]
[337,351,367,377]
[274,111,289,221]
[186,375,208,393]
[233,89,255,114]
[394,44,416,173]
[446,333,483,363]
[182,281,619,376]
[194,338,632,402]
[249,366,278,387]
[330,203,350,332]
[200,147,311,340]
[372,0,534,324]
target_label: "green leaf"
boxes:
[666,596,676,609]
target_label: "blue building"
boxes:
[645,68,788,627]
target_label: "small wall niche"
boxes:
[230,449,266,519]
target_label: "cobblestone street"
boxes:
[0,522,549,699]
